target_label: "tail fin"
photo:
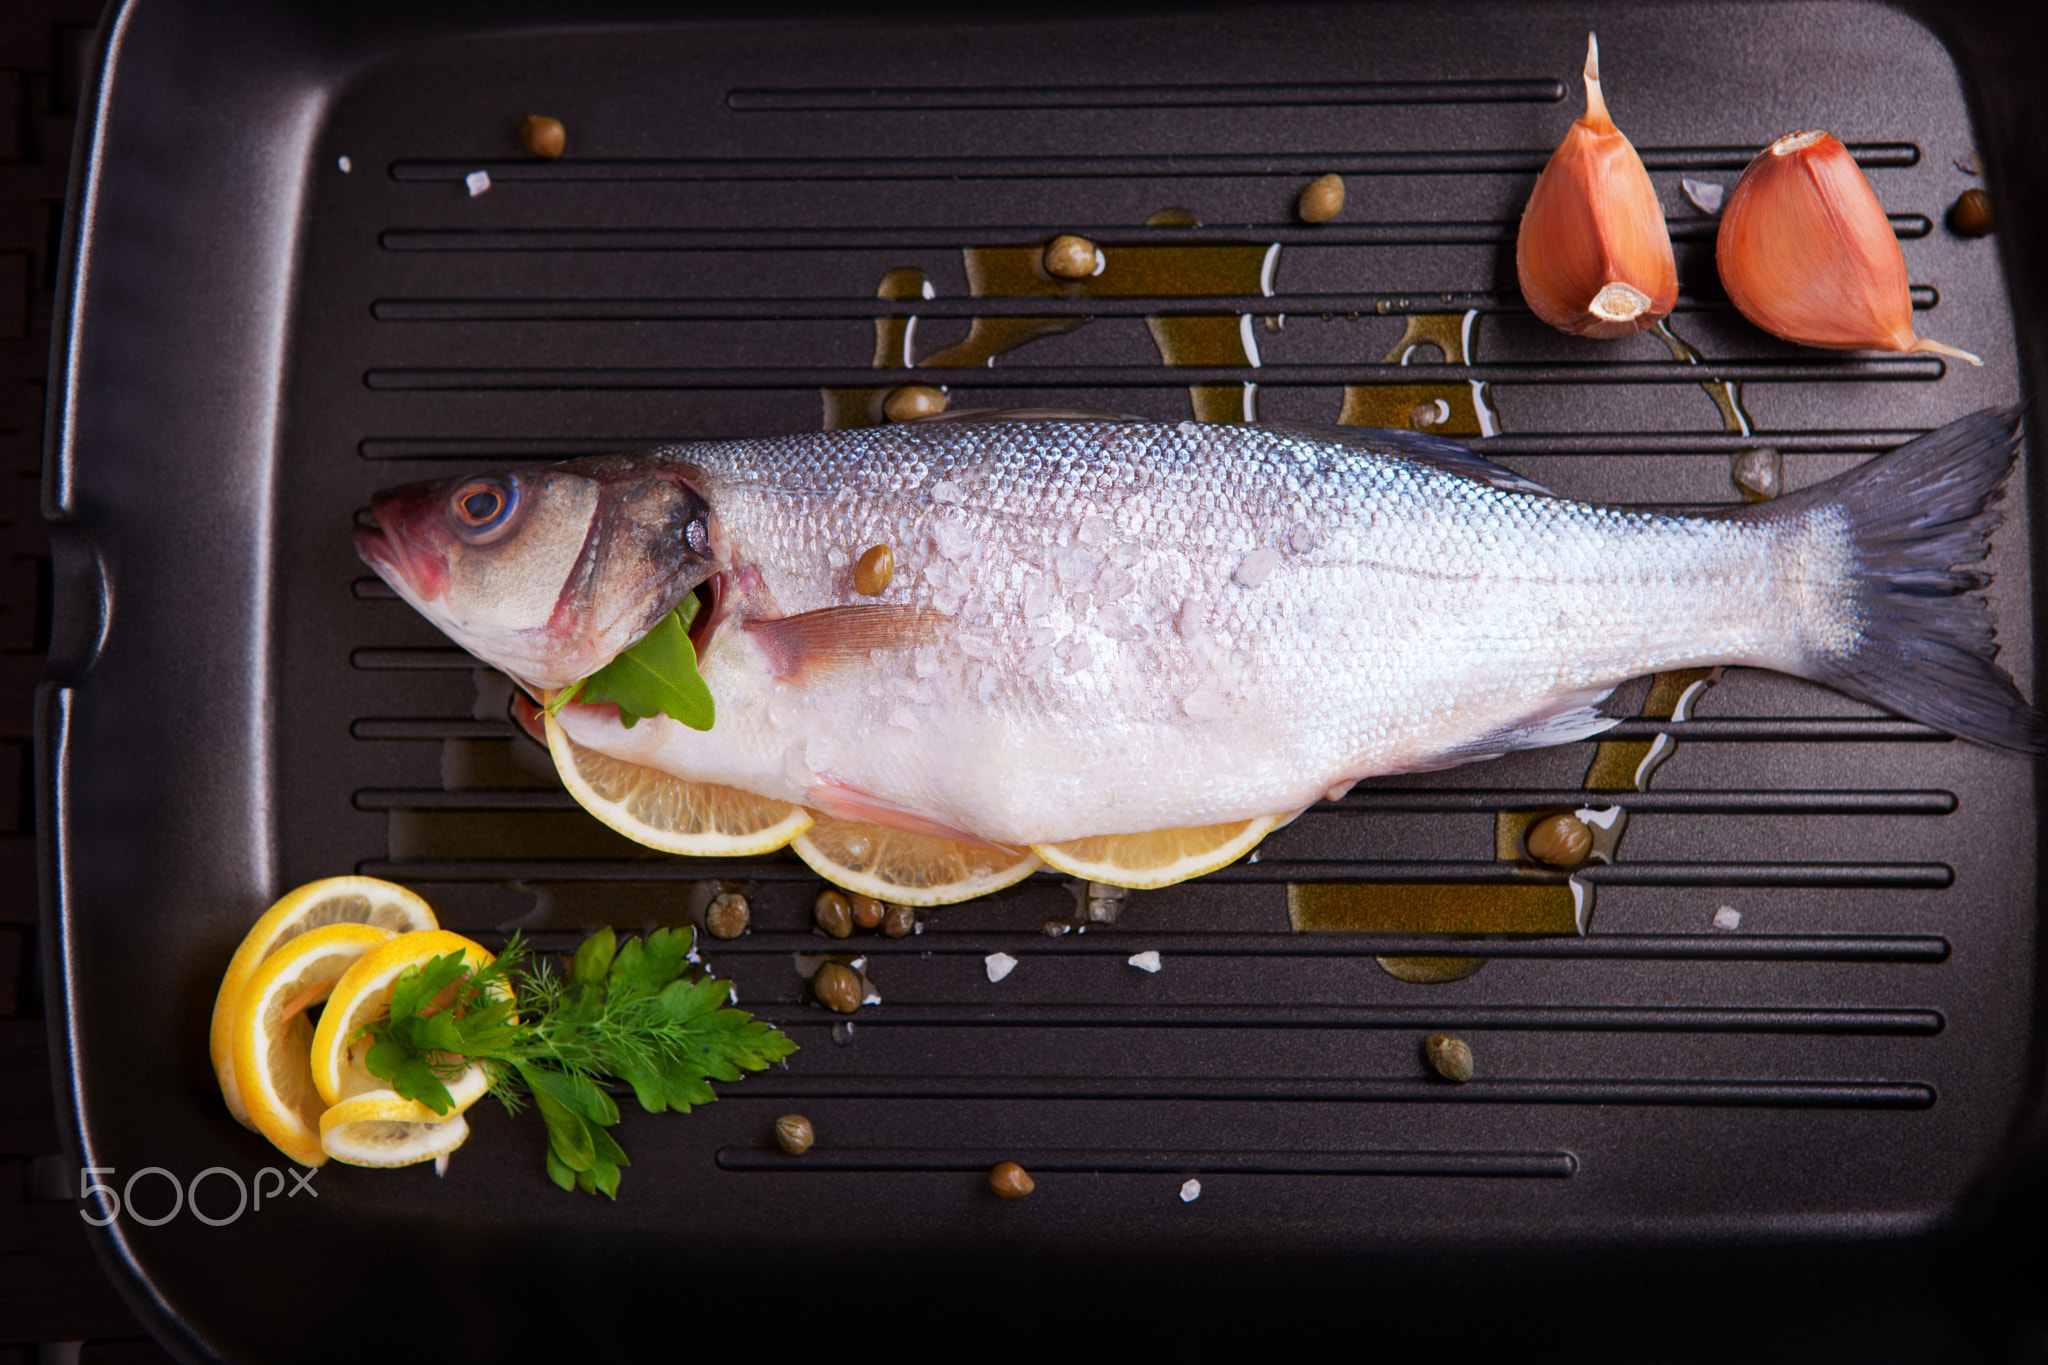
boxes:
[1764,406,2042,751]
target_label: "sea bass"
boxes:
[354,410,2039,848]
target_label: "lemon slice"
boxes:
[319,1089,471,1168]
[1033,815,1282,890]
[231,922,396,1167]
[311,929,501,1113]
[210,876,438,1127]
[791,814,1042,906]
[544,710,814,856]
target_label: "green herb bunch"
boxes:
[358,927,796,1198]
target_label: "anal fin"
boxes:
[1397,691,1621,773]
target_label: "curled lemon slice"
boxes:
[1033,815,1281,890]
[544,710,814,856]
[210,876,437,1127]
[320,1089,471,1168]
[230,922,396,1168]
[311,929,501,1114]
[791,814,1042,907]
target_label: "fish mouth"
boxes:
[352,508,450,601]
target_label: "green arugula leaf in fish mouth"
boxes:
[546,590,715,731]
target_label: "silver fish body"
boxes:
[358,411,2038,847]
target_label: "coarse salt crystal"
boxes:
[1066,643,1095,673]
[1682,177,1724,214]
[1181,688,1228,721]
[1077,515,1113,546]
[930,478,965,503]
[1177,421,1200,436]
[1289,525,1315,553]
[887,705,919,731]
[337,155,352,173]
[1180,1178,1201,1202]
[465,170,491,196]
[1236,548,1281,588]
[984,952,1018,982]
[1128,950,1162,973]
[932,517,974,558]
[1712,906,1742,930]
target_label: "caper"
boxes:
[850,895,886,931]
[884,385,948,422]
[1525,812,1592,868]
[814,889,854,938]
[1948,187,1993,237]
[520,114,566,159]
[1297,172,1346,223]
[1424,1033,1474,1083]
[853,544,895,596]
[812,962,863,1013]
[774,1114,815,1155]
[705,891,750,939]
[882,903,916,938]
[1043,234,1100,279]
[988,1161,1035,1198]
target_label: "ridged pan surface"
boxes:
[42,0,2039,1357]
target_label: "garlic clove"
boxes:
[1515,34,1677,339]
[1716,130,1981,365]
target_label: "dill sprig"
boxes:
[357,927,796,1198]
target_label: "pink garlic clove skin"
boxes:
[1515,33,1677,340]
[1716,130,1980,365]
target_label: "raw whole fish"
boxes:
[354,409,2038,848]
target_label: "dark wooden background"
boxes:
[0,3,177,1360]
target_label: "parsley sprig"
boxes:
[545,594,715,731]
[358,927,796,1198]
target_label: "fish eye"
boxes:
[448,476,521,544]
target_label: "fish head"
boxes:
[353,455,719,690]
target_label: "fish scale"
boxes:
[360,411,2035,848]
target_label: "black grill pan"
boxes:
[39,0,2048,1358]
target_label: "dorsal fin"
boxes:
[901,407,1150,426]
[1243,419,1558,498]
[904,410,1556,496]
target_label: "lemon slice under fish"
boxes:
[1033,815,1281,890]
[791,814,1042,907]
[545,711,814,856]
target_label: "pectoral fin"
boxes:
[745,605,949,680]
